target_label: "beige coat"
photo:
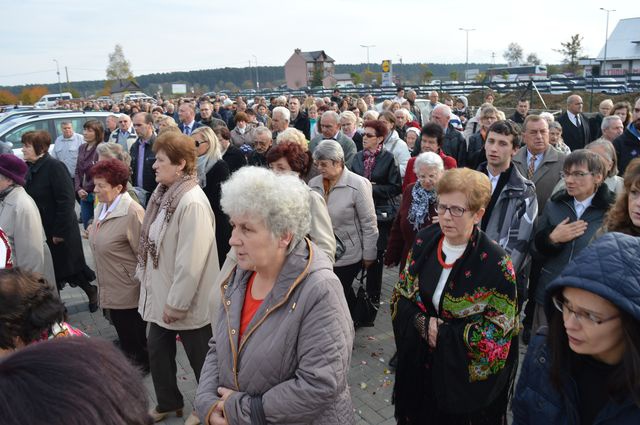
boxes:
[0,186,56,293]
[89,193,144,309]
[137,186,220,330]
[309,168,378,267]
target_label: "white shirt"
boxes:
[568,111,581,127]
[574,193,595,219]
[432,239,467,311]
[526,149,545,174]
[487,169,501,194]
[97,194,123,222]
[52,133,84,176]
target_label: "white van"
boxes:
[34,92,73,109]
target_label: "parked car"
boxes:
[0,112,111,158]
[34,92,73,109]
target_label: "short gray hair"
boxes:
[601,115,622,131]
[254,126,272,139]
[586,139,619,177]
[220,167,311,252]
[539,111,555,124]
[414,151,444,173]
[96,142,131,165]
[432,104,451,118]
[363,110,379,121]
[312,140,344,164]
[339,111,357,124]
[272,106,290,122]
[548,121,563,132]
[321,111,340,125]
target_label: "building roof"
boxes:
[297,50,335,63]
[596,17,640,61]
[332,73,352,81]
[111,79,141,94]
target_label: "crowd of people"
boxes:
[0,87,639,425]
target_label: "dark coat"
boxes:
[466,131,485,169]
[202,160,231,268]
[532,184,615,304]
[589,113,604,141]
[199,116,228,131]
[290,112,311,140]
[74,142,101,193]
[441,123,467,167]
[248,150,268,168]
[612,126,640,176]
[557,112,591,152]
[222,144,246,174]
[129,135,158,195]
[510,111,527,125]
[352,131,363,152]
[513,233,640,425]
[384,183,437,270]
[25,154,87,282]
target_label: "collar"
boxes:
[526,149,544,161]
[97,194,123,221]
[574,192,595,211]
[184,120,195,128]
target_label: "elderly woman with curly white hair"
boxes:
[195,166,355,425]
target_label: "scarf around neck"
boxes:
[407,183,437,231]
[363,142,383,180]
[197,155,218,188]
[137,174,198,268]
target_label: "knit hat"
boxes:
[0,154,28,186]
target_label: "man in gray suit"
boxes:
[512,115,566,214]
[309,111,357,168]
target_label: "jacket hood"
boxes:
[456,96,468,108]
[545,232,640,321]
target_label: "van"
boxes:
[34,92,73,109]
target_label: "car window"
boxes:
[2,121,49,148]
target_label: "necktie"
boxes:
[575,116,580,127]
[528,155,537,179]
[184,125,190,135]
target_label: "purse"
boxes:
[334,233,346,261]
[352,267,378,327]
[375,195,399,223]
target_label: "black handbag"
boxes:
[375,196,399,223]
[352,268,378,327]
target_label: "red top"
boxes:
[240,273,263,340]
[402,151,457,191]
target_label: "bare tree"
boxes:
[106,44,134,81]
[503,43,524,66]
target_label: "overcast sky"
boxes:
[1,0,639,87]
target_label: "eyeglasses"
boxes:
[118,120,129,124]
[194,140,209,148]
[436,203,467,217]
[552,295,619,326]
[363,133,377,138]
[561,171,593,179]
[132,123,143,127]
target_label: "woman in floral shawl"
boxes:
[391,168,518,425]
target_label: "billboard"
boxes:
[171,84,187,95]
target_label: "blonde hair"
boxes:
[191,126,222,162]
[436,168,491,212]
[275,128,308,151]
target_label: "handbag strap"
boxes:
[356,267,367,290]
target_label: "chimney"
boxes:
[294,48,301,54]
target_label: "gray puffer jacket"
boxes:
[195,239,355,425]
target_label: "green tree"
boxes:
[420,65,433,83]
[241,80,254,90]
[310,67,323,87]
[350,72,362,85]
[526,53,542,65]
[361,69,375,85]
[555,34,584,74]
[503,43,523,66]
[106,44,134,82]
[449,71,459,81]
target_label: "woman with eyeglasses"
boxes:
[513,232,640,425]
[192,126,231,267]
[531,150,615,331]
[391,168,518,424]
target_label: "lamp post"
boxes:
[53,59,62,94]
[252,55,260,91]
[360,44,375,71]
[600,8,615,77]
[458,28,475,82]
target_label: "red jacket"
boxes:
[402,150,457,191]
[384,183,437,270]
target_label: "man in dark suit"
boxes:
[130,112,158,207]
[177,102,203,136]
[288,97,310,140]
[557,94,591,151]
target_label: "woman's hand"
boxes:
[363,259,375,269]
[162,306,182,324]
[77,189,88,200]
[549,217,588,244]
[431,215,439,224]
[428,317,443,348]
[208,387,234,425]
[52,236,64,244]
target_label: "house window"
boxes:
[611,63,622,69]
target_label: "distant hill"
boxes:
[1,63,501,97]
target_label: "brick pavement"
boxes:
[64,239,400,424]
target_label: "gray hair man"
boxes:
[108,114,137,151]
[51,121,84,177]
[431,104,467,166]
[308,111,357,168]
[271,106,290,140]
[599,115,624,142]
[420,91,440,124]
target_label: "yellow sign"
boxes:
[381,60,391,73]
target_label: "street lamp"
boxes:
[53,59,62,95]
[360,44,375,71]
[252,54,260,91]
[459,28,475,82]
[600,8,615,77]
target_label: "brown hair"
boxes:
[603,158,640,236]
[611,101,632,126]
[83,119,104,144]
[436,168,492,212]
[0,268,65,349]
[21,131,51,156]
[152,131,197,176]
[234,111,249,124]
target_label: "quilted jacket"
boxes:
[195,239,355,425]
[512,232,640,424]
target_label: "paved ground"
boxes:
[64,239,400,424]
